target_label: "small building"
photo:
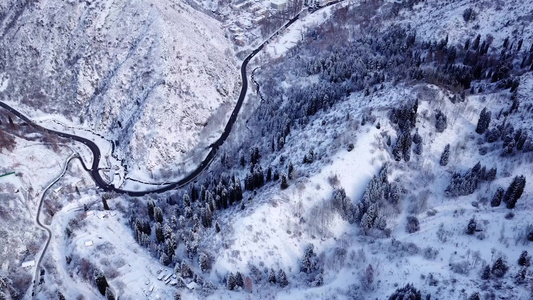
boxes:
[271,0,287,10]
[186,282,199,290]
[21,260,35,268]
[157,273,165,281]
[84,241,93,247]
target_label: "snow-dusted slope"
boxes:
[0,0,238,177]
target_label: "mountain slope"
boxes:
[0,0,238,177]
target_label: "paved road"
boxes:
[31,153,78,298]
[0,1,343,197]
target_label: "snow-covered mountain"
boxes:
[1,0,533,299]
[0,0,238,179]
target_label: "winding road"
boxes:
[31,153,79,298]
[0,2,342,197]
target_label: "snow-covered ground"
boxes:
[2,0,533,299]
[0,0,239,184]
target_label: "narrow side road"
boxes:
[30,153,79,298]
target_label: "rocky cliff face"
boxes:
[0,0,237,175]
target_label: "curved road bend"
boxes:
[31,153,79,298]
[1,1,343,197]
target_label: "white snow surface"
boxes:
[0,0,239,182]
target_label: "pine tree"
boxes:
[518,251,530,266]
[102,196,110,210]
[364,264,374,289]
[468,292,480,300]
[414,141,423,155]
[95,272,109,296]
[406,216,420,233]
[183,194,191,207]
[435,110,447,133]
[466,217,476,235]
[173,291,182,300]
[288,161,294,179]
[301,244,318,274]
[155,223,164,243]
[147,200,155,220]
[413,130,423,155]
[105,287,115,300]
[160,252,170,266]
[235,272,244,288]
[503,175,526,209]
[268,268,277,283]
[154,207,163,223]
[227,273,236,290]
[181,262,192,278]
[278,269,289,287]
[475,108,491,134]
[388,283,422,300]
[201,206,213,228]
[280,174,289,190]
[480,264,491,280]
[490,187,504,207]
[491,257,508,278]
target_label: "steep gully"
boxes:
[0,2,341,197]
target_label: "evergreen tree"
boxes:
[200,185,207,202]
[268,268,277,284]
[468,292,480,300]
[141,219,151,235]
[280,174,289,190]
[503,175,526,209]
[105,287,115,300]
[183,194,191,207]
[435,110,447,133]
[154,207,163,223]
[148,200,155,221]
[300,244,318,273]
[412,130,422,144]
[278,269,289,287]
[95,271,109,296]
[227,273,236,290]
[181,262,192,278]
[406,216,420,233]
[480,264,491,280]
[439,144,450,166]
[102,197,110,211]
[267,167,272,181]
[160,252,170,266]
[413,141,423,155]
[491,257,508,278]
[288,161,294,179]
[201,206,213,228]
[403,133,413,161]
[235,272,244,288]
[388,283,422,300]
[490,187,504,207]
[413,130,423,155]
[518,251,530,266]
[155,223,164,243]
[475,108,491,134]
[466,217,476,235]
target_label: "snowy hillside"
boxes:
[1,0,533,299]
[0,0,238,181]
